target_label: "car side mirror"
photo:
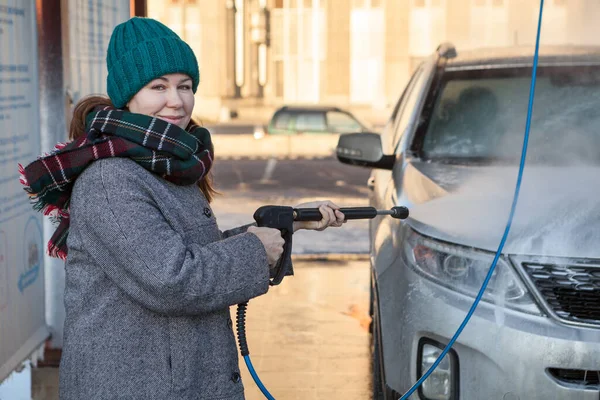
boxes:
[336,132,395,170]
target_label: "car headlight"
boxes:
[403,229,540,315]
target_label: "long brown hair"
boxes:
[69,95,219,202]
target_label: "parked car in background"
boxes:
[254,105,370,139]
[337,43,600,400]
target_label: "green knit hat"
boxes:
[106,17,200,108]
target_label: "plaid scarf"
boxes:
[18,107,214,260]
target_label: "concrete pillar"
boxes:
[247,0,261,98]
[324,0,350,104]
[196,0,228,119]
[383,0,409,106]
[263,0,279,104]
[196,0,227,99]
[130,0,147,17]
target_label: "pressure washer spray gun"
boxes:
[237,204,409,399]
[252,205,410,285]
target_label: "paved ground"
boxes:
[210,157,372,255]
[211,157,372,199]
[235,259,372,400]
[205,124,260,135]
[203,122,386,136]
[31,260,372,400]
[211,195,370,255]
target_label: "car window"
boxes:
[390,68,421,126]
[326,111,362,133]
[380,66,422,154]
[393,66,429,153]
[295,112,327,132]
[273,112,293,130]
[421,66,600,165]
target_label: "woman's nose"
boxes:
[166,88,183,108]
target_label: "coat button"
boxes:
[203,207,212,218]
[231,372,241,383]
[227,318,233,328]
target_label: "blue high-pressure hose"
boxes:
[239,1,545,399]
[236,302,277,399]
[244,355,275,400]
[399,0,545,398]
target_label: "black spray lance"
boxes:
[252,205,409,285]
[236,205,409,399]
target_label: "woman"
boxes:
[20,17,344,399]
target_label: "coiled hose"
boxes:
[236,301,275,400]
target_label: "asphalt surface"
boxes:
[210,157,373,255]
[205,124,260,135]
[204,123,386,135]
[212,157,372,200]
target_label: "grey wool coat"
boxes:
[59,158,270,400]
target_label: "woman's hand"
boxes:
[292,200,345,232]
[247,226,285,268]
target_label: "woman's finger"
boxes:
[325,200,340,211]
[318,205,332,230]
[318,205,329,225]
[324,204,337,227]
[334,210,345,227]
[326,201,343,226]
[326,204,337,224]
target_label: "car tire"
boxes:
[368,271,374,334]
[372,306,385,399]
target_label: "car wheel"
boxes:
[368,271,374,334]
[372,308,385,399]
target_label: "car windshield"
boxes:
[421,65,600,165]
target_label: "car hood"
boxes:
[401,161,600,259]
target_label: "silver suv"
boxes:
[337,43,600,400]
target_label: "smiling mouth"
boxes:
[158,116,184,123]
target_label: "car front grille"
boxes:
[548,368,600,387]
[521,261,600,325]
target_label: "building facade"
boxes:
[146,0,600,122]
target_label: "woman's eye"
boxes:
[151,84,166,90]
[179,85,192,91]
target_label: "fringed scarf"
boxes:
[18,107,214,260]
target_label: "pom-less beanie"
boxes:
[106,17,200,108]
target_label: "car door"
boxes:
[325,111,364,134]
[268,110,296,135]
[371,58,438,277]
[294,112,328,134]
[369,66,422,258]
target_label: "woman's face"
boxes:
[127,73,195,130]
